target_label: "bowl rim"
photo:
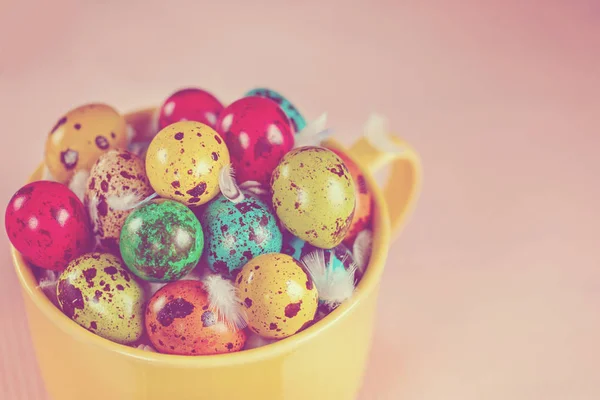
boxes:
[11,107,391,368]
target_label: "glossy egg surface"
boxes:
[5,180,92,271]
[235,253,318,339]
[145,280,246,355]
[44,103,128,183]
[270,146,356,249]
[145,121,230,206]
[56,252,144,344]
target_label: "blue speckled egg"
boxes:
[245,88,306,133]
[281,232,358,277]
[198,194,283,278]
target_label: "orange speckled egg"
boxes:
[327,148,373,245]
[44,103,128,183]
[145,280,246,355]
[235,253,318,339]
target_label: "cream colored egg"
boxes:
[84,149,153,254]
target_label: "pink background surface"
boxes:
[1,1,599,398]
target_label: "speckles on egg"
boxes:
[60,149,79,170]
[216,96,294,185]
[281,232,361,281]
[157,88,224,130]
[5,181,92,271]
[198,194,283,279]
[245,88,306,133]
[50,116,68,134]
[235,253,318,339]
[84,149,153,254]
[145,121,230,206]
[44,103,128,183]
[270,146,357,249]
[95,135,110,149]
[145,280,246,355]
[56,253,144,344]
[119,199,204,282]
[327,148,374,246]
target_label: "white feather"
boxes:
[106,192,146,211]
[363,113,405,155]
[88,195,99,229]
[68,169,90,203]
[301,249,357,310]
[293,112,332,148]
[203,274,248,331]
[219,164,245,203]
[238,180,269,196]
[112,192,158,212]
[352,229,373,276]
[37,270,59,306]
[86,194,103,250]
[136,344,156,352]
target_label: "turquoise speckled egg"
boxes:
[120,199,204,282]
[198,194,282,279]
[245,88,306,133]
[281,232,359,278]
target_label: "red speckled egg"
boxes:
[328,148,373,245]
[158,88,224,130]
[145,280,246,355]
[5,181,92,271]
[216,96,294,185]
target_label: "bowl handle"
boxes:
[347,133,422,239]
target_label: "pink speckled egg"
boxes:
[5,181,92,271]
[216,96,294,185]
[158,88,224,130]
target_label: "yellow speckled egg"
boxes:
[235,253,318,339]
[44,103,128,183]
[270,146,356,249]
[56,252,144,344]
[145,121,230,206]
[84,149,153,254]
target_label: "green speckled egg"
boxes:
[198,194,282,279]
[235,253,318,339]
[119,199,204,282]
[56,252,144,344]
[270,146,356,249]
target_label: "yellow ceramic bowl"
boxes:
[12,108,422,400]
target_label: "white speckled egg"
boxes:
[84,149,153,254]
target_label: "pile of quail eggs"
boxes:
[5,87,375,355]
